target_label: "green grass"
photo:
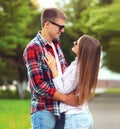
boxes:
[105,88,120,93]
[0,99,31,129]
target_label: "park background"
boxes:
[0,0,120,129]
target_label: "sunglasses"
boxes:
[73,41,78,46]
[49,20,65,31]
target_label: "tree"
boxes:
[0,0,32,84]
[57,0,94,63]
[78,2,120,73]
[58,0,120,73]
[0,0,34,99]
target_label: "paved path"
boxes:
[89,93,120,129]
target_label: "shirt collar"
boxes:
[36,31,48,46]
[37,31,60,47]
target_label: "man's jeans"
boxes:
[31,110,56,129]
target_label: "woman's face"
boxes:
[72,37,81,55]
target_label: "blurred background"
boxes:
[0,0,120,129]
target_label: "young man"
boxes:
[23,8,78,129]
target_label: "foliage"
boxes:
[0,89,18,99]
[0,0,120,90]
[0,0,32,84]
[0,99,31,129]
[60,29,76,64]
[0,88,30,99]
[0,61,19,84]
[78,3,120,36]
[60,0,120,73]
[78,2,120,73]
[25,11,41,39]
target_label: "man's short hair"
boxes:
[41,8,67,27]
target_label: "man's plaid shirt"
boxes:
[23,32,67,116]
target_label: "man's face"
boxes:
[48,19,65,39]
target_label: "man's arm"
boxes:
[53,91,78,106]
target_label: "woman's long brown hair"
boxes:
[76,35,101,105]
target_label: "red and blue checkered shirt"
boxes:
[23,32,67,116]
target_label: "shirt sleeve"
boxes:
[52,61,78,94]
[23,45,56,99]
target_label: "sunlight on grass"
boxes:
[0,99,31,129]
[105,88,120,93]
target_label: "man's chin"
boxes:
[53,38,60,42]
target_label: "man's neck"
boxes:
[40,30,52,43]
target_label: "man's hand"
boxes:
[65,92,79,106]
[53,91,79,107]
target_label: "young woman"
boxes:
[45,34,101,129]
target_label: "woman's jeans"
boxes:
[31,110,56,129]
[64,111,93,129]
